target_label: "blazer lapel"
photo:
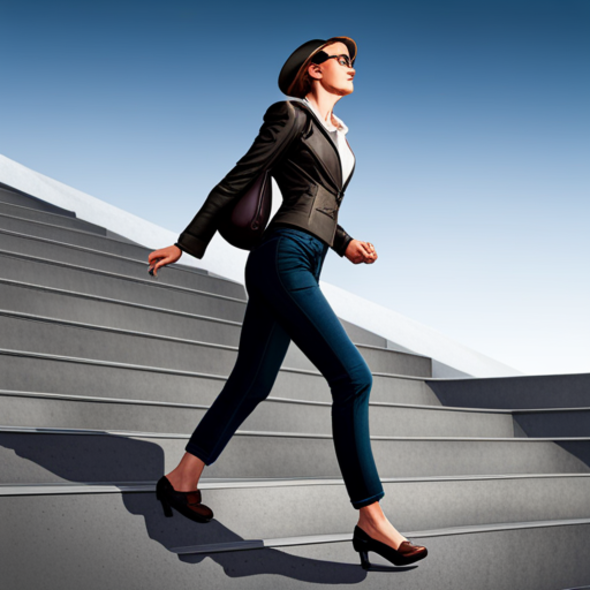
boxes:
[301,128,342,192]
[291,101,343,192]
[341,138,355,194]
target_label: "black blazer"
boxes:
[177,100,356,259]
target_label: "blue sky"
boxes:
[1,0,589,375]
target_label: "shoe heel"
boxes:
[358,550,371,570]
[156,491,174,518]
[353,534,370,553]
[160,498,173,517]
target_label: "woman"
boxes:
[147,37,428,569]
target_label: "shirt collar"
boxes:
[302,97,349,135]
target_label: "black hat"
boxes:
[278,37,357,98]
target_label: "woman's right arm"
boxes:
[147,102,304,274]
[176,101,305,259]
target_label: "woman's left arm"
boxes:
[333,224,353,257]
[333,224,377,264]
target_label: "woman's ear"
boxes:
[307,63,323,81]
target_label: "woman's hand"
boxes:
[344,240,378,264]
[147,244,182,277]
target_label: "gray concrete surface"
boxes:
[1,185,589,590]
[0,350,442,405]
[0,312,433,378]
[0,203,107,234]
[429,374,590,409]
[1,428,589,484]
[0,228,246,298]
[0,390,514,438]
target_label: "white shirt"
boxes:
[301,98,355,186]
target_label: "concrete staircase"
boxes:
[1,182,589,590]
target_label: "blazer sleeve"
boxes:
[176,101,304,259]
[332,224,354,257]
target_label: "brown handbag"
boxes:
[217,169,272,250]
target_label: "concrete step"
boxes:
[1,184,588,590]
[514,408,590,438]
[0,251,247,322]
[285,333,431,376]
[1,426,588,483]
[0,390,515,438]
[170,520,590,590]
[0,312,433,378]
[0,350,441,406]
[0,210,172,259]
[0,281,433,379]
[0,184,76,217]
[0,186,152,246]
[429,373,590,409]
[0,228,247,299]
[0,278,242,347]
[2,474,590,548]
[1,500,587,590]
[0,205,107,235]
[0,198,414,351]
[335,318,389,348]
[0,311,249,376]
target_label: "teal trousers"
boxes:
[186,226,384,508]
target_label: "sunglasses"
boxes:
[311,51,355,68]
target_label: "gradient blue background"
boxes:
[1,0,588,375]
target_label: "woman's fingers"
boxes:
[366,243,377,264]
[359,242,377,264]
[357,242,375,263]
[356,243,368,256]
[148,249,165,264]
[152,261,164,277]
[147,245,182,277]
[148,253,163,276]
[152,254,174,277]
[344,240,378,265]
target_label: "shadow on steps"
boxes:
[0,431,417,584]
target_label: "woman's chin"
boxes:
[332,84,354,97]
[342,81,354,95]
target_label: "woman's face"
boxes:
[308,41,356,96]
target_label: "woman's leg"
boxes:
[166,276,291,491]
[247,230,384,507]
[166,229,411,548]
[165,451,205,492]
[247,231,410,547]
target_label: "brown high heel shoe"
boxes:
[156,475,214,523]
[352,526,428,569]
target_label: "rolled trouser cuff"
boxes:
[185,442,215,466]
[352,490,385,509]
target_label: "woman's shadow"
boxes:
[1,430,417,583]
